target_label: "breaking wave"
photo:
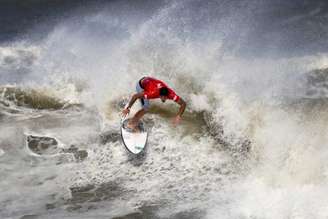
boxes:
[1,0,328,218]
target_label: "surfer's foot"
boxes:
[127,120,139,132]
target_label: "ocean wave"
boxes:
[0,86,70,110]
[2,0,328,218]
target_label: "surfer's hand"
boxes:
[122,108,130,116]
[173,115,181,126]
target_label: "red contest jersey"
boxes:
[140,77,180,102]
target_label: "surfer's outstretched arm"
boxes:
[173,98,186,125]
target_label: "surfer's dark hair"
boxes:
[159,87,169,96]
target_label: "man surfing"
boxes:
[122,76,186,131]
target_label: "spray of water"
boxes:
[1,0,328,218]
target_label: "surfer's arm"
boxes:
[126,92,144,110]
[176,98,186,117]
[172,98,186,126]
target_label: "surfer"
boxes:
[122,76,186,130]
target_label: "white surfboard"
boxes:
[120,118,148,154]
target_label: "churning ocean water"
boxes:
[1,0,328,218]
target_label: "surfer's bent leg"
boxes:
[128,79,149,129]
[135,78,149,108]
[130,108,147,124]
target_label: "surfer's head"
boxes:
[159,87,169,102]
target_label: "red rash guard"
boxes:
[140,77,180,102]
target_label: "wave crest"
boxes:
[0,86,65,110]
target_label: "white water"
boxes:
[1,0,328,218]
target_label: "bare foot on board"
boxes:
[126,120,140,132]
